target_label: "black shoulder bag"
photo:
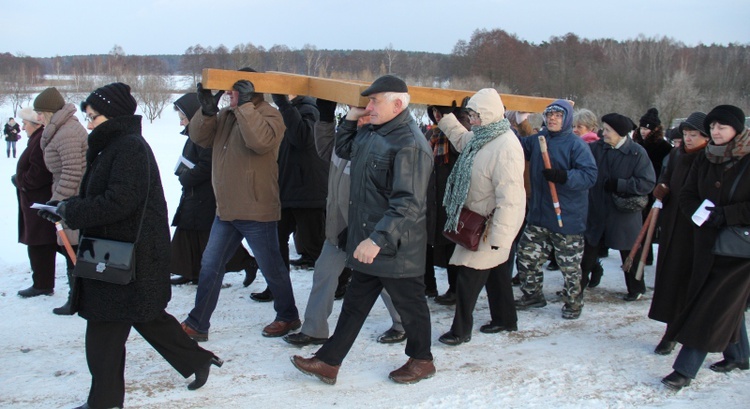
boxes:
[712,159,750,258]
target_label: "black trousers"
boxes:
[278,207,326,269]
[85,310,213,408]
[452,261,517,337]
[315,270,433,366]
[27,243,58,290]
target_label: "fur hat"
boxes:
[19,107,42,125]
[34,87,66,113]
[678,112,708,137]
[639,108,661,129]
[704,105,745,136]
[81,82,137,119]
[361,75,408,96]
[602,113,636,137]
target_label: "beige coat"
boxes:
[438,88,526,270]
[189,100,286,222]
[41,103,88,245]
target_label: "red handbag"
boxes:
[442,207,493,251]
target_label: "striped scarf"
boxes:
[443,119,511,232]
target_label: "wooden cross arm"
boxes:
[201,68,565,112]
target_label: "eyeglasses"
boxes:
[86,113,101,123]
[545,112,563,120]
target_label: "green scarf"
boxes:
[443,119,511,232]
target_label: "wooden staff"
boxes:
[622,209,653,272]
[55,222,77,265]
[635,200,661,280]
[538,136,563,227]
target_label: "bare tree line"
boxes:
[2,30,748,125]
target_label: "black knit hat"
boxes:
[678,111,708,137]
[602,113,636,137]
[704,105,745,136]
[34,87,66,113]
[361,75,408,96]
[81,82,137,119]
[639,108,661,129]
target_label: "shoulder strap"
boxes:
[728,157,750,200]
[133,137,151,244]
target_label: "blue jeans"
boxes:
[186,217,298,333]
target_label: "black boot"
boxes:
[243,258,258,287]
[588,260,604,288]
[53,271,75,315]
[188,355,223,390]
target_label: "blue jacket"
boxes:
[518,99,597,235]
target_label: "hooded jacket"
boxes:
[437,88,526,269]
[518,99,597,235]
[335,108,432,278]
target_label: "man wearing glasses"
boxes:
[514,100,597,320]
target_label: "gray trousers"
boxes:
[300,240,403,338]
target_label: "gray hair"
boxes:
[383,92,410,108]
[574,108,599,131]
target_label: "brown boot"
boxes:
[290,355,339,385]
[388,358,436,384]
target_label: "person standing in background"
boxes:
[4,117,21,158]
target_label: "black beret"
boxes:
[361,75,408,96]
[602,113,636,137]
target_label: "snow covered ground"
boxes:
[0,98,748,409]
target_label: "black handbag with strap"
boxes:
[712,159,750,258]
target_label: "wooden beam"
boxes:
[201,68,564,112]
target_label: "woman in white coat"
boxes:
[435,88,526,345]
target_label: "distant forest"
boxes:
[1,29,748,126]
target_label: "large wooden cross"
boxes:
[201,69,563,113]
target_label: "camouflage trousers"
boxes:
[517,224,584,309]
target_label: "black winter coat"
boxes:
[5,122,21,141]
[673,143,750,352]
[648,147,701,324]
[335,109,433,278]
[63,116,171,322]
[16,127,56,245]
[424,127,459,247]
[277,96,328,208]
[171,136,215,231]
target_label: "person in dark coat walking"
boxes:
[291,75,435,385]
[580,113,655,301]
[169,92,258,286]
[662,105,750,391]
[425,105,467,304]
[648,112,710,355]
[4,117,21,158]
[39,83,222,408]
[14,108,57,297]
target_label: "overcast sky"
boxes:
[4,0,748,58]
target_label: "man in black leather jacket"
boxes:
[291,75,435,385]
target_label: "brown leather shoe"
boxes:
[181,322,208,342]
[290,355,339,385]
[389,358,436,384]
[262,319,302,337]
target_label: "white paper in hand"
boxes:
[691,199,715,226]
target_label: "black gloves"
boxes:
[11,174,16,188]
[38,200,64,224]
[542,168,568,184]
[603,178,619,192]
[652,183,670,201]
[271,94,291,110]
[316,98,337,122]
[197,82,225,116]
[233,80,255,107]
[705,206,726,228]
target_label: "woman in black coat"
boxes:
[648,112,710,355]
[14,108,57,297]
[662,105,750,391]
[41,83,222,409]
[169,92,257,286]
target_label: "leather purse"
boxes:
[443,207,493,251]
[712,159,750,258]
[72,237,137,284]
